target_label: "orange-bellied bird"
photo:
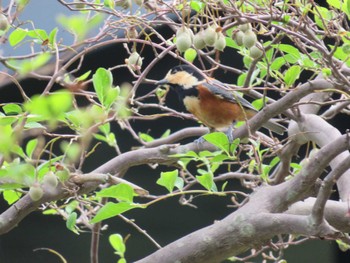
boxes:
[155,65,285,139]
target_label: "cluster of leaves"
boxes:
[0,66,130,213]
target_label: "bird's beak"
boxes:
[155,79,169,86]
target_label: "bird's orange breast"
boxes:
[183,85,256,129]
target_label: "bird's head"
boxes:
[155,65,205,90]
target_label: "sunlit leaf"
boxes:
[251,98,268,111]
[96,183,135,202]
[9,28,27,46]
[66,212,79,234]
[48,27,58,46]
[196,173,215,191]
[10,53,52,75]
[156,170,179,192]
[327,0,341,9]
[203,132,230,154]
[284,65,301,87]
[184,48,197,62]
[109,234,125,254]
[91,202,143,223]
[27,29,48,40]
[93,67,114,107]
[76,70,91,81]
[2,104,22,115]
[190,0,205,12]
[25,139,38,158]
[3,190,22,205]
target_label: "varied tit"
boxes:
[155,65,285,137]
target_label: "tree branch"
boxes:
[311,155,350,225]
[135,212,342,263]
[289,114,350,201]
[135,134,350,262]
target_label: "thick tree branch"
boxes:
[136,212,342,263]
[287,198,350,233]
[136,134,350,262]
[289,114,350,201]
[311,155,350,225]
[232,79,334,139]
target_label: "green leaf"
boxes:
[237,73,247,86]
[184,48,197,63]
[25,90,73,119]
[3,190,21,205]
[76,70,91,81]
[49,91,74,117]
[190,0,205,12]
[284,65,301,87]
[91,202,143,223]
[322,68,332,77]
[104,87,119,108]
[57,13,103,41]
[161,129,171,138]
[342,43,350,54]
[347,0,350,17]
[11,145,26,158]
[196,173,214,191]
[109,234,126,255]
[60,141,81,162]
[203,132,230,154]
[66,212,79,234]
[313,7,335,29]
[156,170,179,192]
[327,0,341,9]
[104,0,115,8]
[0,125,16,158]
[27,29,48,40]
[0,116,17,126]
[9,28,27,46]
[225,36,239,49]
[24,121,45,129]
[42,209,58,215]
[48,27,58,46]
[269,156,280,167]
[96,183,134,202]
[93,68,114,107]
[16,0,29,11]
[221,181,228,192]
[248,159,256,173]
[276,44,301,59]
[251,98,267,111]
[65,200,79,214]
[17,53,51,75]
[25,138,38,158]
[336,239,350,252]
[99,123,111,134]
[332,45,350,66]
[174,177,184,191]
[270,57,287,71]
[2,104,22,115]
[139,133,154,142]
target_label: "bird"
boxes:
[155,65,285,139]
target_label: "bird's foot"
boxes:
[224,125,235,143]
[194,136,206,145]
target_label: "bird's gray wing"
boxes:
[201,80,257,112]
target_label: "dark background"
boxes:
[0,1,350,262]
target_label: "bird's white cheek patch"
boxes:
[183,96,201,115]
